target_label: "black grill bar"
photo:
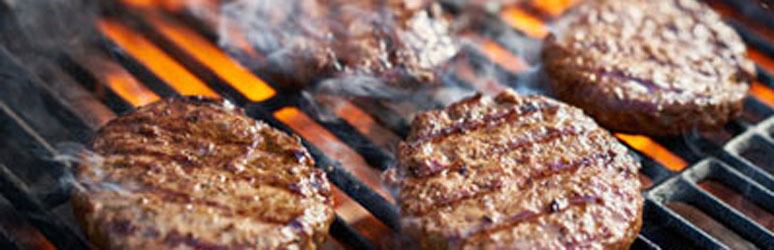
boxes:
[692,135,774,189]
[726,19,774,59]
[629,151,676,186]
[758,66,774,89]
[330,215,380,250]
[349,98,411,138]
[681,180,774,248]
[645,157,774,249]
[247,103,401,231]
[743,97,774,122]
[685,159,774,217]
[0,228,20,250]
[641,199,729,249]
[102,14,250,105]
[0,164,91,250]
[98,38,181,99]
[631,235,661,250]
[56,53,134,114]
[714,0,774,28]
[294,94,397,171]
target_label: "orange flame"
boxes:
[532,0,582,16]
[98,19,219,98]
[329,98,400,148]
[145,15,276,102]
[749,49,774,73]
[479,39,529,73]
[615,133,688,171]
[274,107,391,198]
[105,73,161,107]
[747,49,774,106]
[123,0,185,11]
[751,82,774,107]
[501,7,549,38]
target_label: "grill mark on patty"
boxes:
[100,146,199,167]
[163,229,244,250]
[118,160,309,197]
[408,126,581,178]
[460,195,603,239]
[408,103,559,146]
[411,150,615,216]
[142,183,302,225]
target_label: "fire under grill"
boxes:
[0,0,773,249]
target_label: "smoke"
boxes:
[185,0,461,99]
[0,0,98,58]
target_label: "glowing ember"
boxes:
[751,82,774,107]
[146,15,276,102]
[747,49,774,106]
[749,49,774,73]
[122,0,185,10]
[615,133,688,171]
[479,39,529,73]
[532,0,582,16]
[274,107,391,200]
[98,19,219,98]
[105,73,161,107]
[500,7,549,38]
[326,98,401,149]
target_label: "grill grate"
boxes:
[0,0,773,249]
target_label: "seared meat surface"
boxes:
[542,0,754,136]
[73,97,334,249]
[396,90,643,249]
[221,0,458,88]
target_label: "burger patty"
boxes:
[221,0,458,88]
[396,90,643,249]
[72,97,334,249]
[542,0,755,136]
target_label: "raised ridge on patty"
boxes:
[542,0,755,136]
[396,90,643,249]
[72,97,334,249]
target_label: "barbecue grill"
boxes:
[0,0,773,249]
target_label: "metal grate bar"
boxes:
[247,103,401,231]
[684,159,774,213]
[329,215,379,250]
[349,98,411,138]
[714,0,774,28]
[98,38,181,99]
[0,164,91,250]
[102,14,250,104]
[758,66,774,89]
[681,179,774,248]
[631,235,662,250]
[727,19,774,59]
[294,94,397,171]
[641,199,729,249]
[57,54,134,114]
[0,226,21,250]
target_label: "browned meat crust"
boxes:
[542,0,754,136]
[221,0,458,88]
[396,90,643,249]
[72,97,334,249]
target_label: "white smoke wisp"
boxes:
[186,0,461,99]
[50,142,140,196]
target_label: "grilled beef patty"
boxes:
[72,98,334,249]
[542,0,755,136]
[396,90,643,249]
[221,0,458,89]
